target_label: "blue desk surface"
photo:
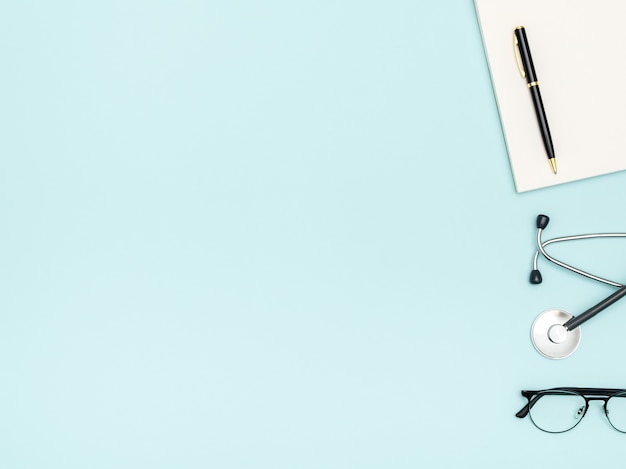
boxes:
[3,1,626,467]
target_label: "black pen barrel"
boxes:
[529,86,555,160]
[515,26,556,165]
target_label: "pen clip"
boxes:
[513,34,526,78]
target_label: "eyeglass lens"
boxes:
[606,392,626,432]
[529,391,586,433]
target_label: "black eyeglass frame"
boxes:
[516,387,626,433]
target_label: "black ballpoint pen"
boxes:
[514,26,557,174]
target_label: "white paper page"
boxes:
[475,0,626,192]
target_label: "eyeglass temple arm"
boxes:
[515,396,537,418]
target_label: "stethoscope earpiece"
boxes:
[529,269,542,284]
[536,214,550,230]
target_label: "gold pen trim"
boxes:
[513,34,526,78]
[528,81,539,88]
[549,158,557,174]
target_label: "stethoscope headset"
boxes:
[530,214,626,359]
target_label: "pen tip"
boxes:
[550,158,557,174]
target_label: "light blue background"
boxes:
[3,1,626,467]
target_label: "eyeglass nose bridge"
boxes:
[581,397,612,422]
[567,399,610,428]
[585,396,611,408]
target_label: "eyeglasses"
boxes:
[516,387,626,433]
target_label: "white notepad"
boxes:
[475,0,626,192]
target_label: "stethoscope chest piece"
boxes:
[531,309,582,359]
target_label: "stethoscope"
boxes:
[530,214,626,359]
